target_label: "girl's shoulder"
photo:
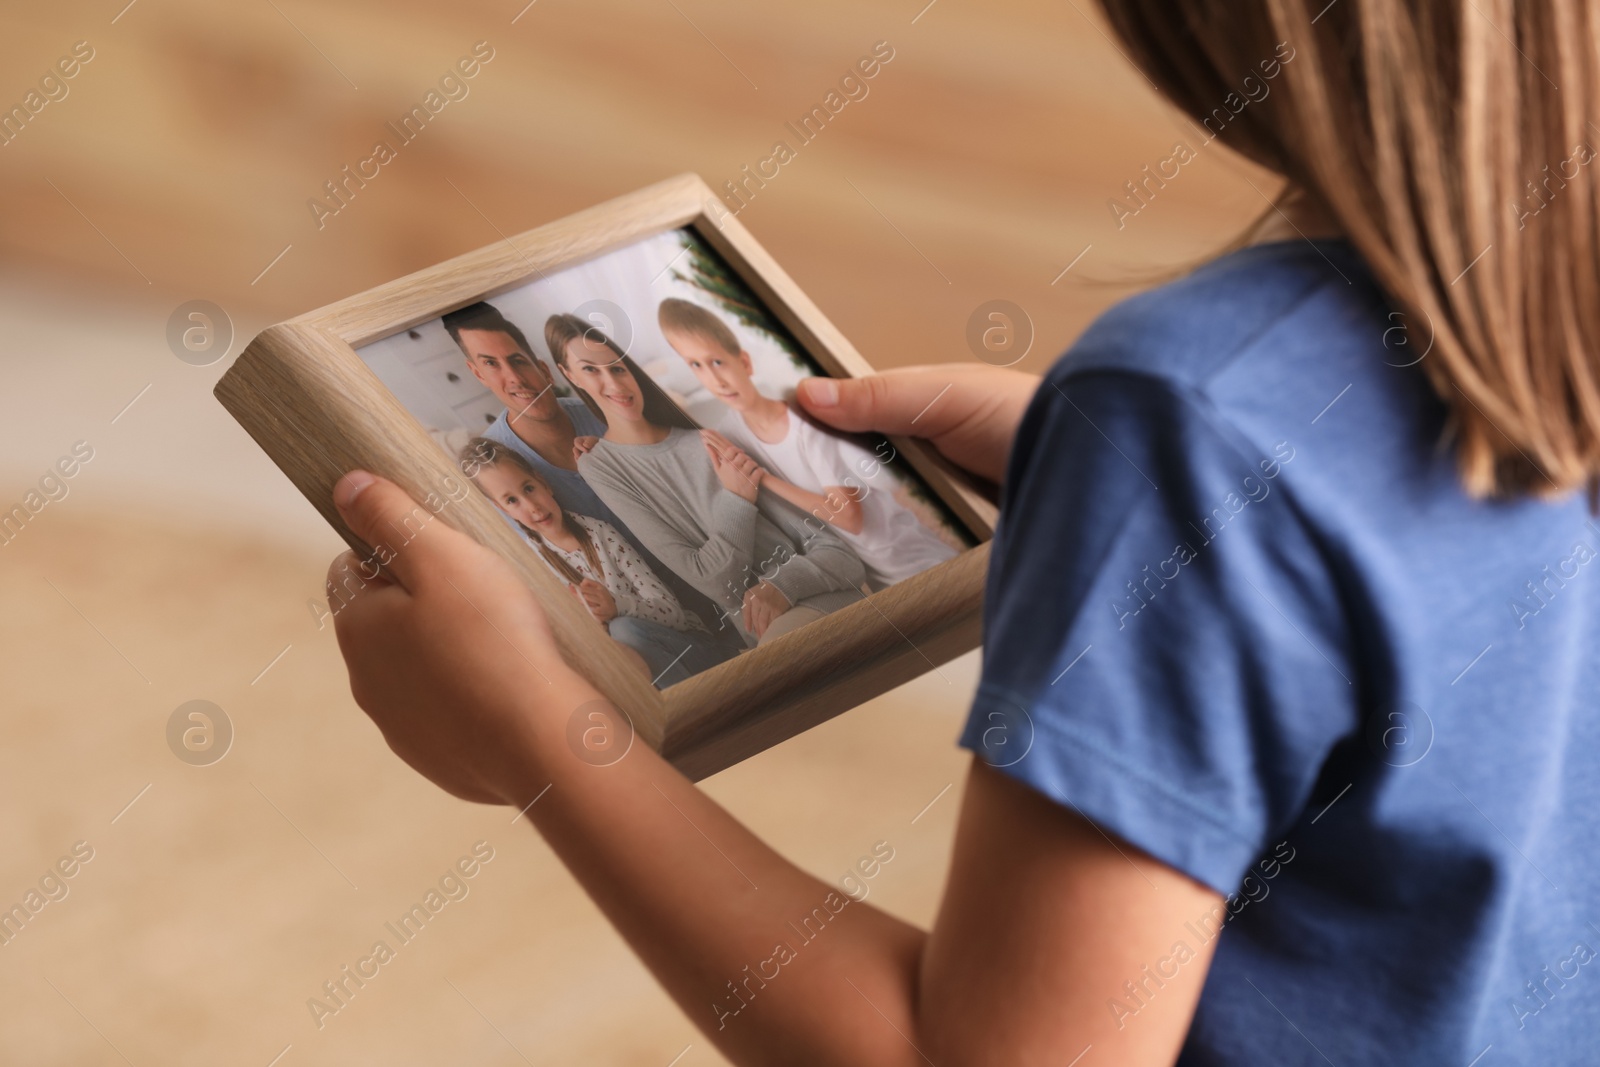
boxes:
[573,512,622,540]
[1063,239,1376,390]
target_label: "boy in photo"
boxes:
[658,297,957,590]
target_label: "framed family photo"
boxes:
[216,173,995,778]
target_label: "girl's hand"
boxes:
[796,363,1039,484]
[572,435,600,461]
[702,430,762,503]
[740,579,790,638]
[575,578,617,623]
[321,476,1223,1067]
[326,471,581,805]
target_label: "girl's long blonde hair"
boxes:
[1100,0,1600,498]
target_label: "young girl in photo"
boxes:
[460,437,730,686]
[326,2,1600,1062]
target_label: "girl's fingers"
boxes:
[794,367,966,436]
[331,471,463,594]
[326,549,394,597]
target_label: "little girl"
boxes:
[459,437,729,686]
[332,2,1600,1060]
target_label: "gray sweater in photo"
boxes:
[578,427,866,624]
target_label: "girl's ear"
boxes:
[740,350,754,375]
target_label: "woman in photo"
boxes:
[545,312,867,646]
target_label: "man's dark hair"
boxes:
[441,301,536,358]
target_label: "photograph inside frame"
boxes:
[356,226,974,689]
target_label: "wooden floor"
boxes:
[0,1,1272,1062]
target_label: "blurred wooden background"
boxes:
[2,0,1270,351]
[0,1,1271,1064]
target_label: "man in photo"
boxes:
[657,297,958,590]
[443,301,609,519]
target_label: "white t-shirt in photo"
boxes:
[716,405,958,589]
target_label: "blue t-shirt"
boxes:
[961,239,1600,1064]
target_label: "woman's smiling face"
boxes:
[562,335,644,422]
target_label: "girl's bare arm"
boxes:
[326,365,1220,1065]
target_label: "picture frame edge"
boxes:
[213,171,994,773]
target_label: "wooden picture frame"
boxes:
[215,173,996,780]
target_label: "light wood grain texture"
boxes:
[215,174,990,776]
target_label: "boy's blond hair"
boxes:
[658,298,741,357]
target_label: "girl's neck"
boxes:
[740,395,792,443]
[1248,187,1343,246]
[604,419,672,446]
[539,522,583,553]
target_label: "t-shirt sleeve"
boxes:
[960,370,1359,896]
[792,415,869,488]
